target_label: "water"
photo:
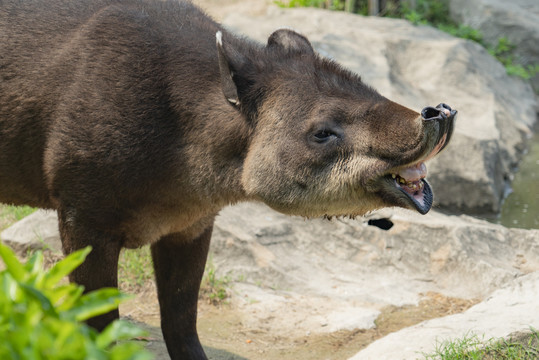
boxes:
[497,132,539,229]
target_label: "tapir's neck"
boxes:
[162,25,257,210]
[167,87,253,209]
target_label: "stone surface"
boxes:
[450,0,539,93]
[212,202,539,297]
[0,210,62,252]
[212,203,539,357]
[222,7,538,215]
[2,203,539,356]
[4,204,539,327]
[350,271,539,360]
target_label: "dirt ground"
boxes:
[119,280,477,360]
[0,240,477,360]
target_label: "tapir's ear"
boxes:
[267,28,314,56]
[216,31,251,107]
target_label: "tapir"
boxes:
[0,0,456,358]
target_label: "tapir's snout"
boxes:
[373,103,457,215]
[421,103,457,160]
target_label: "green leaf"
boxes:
[109,342,154,360]
[96,320,148,349]
[43,247,92,289]
[0,242,26,282]
[63,288,130,322]
[48,283,84,310]
[19,283,58,318]
[0,271,19,301]
[25,251,44,276]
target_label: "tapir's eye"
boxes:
[313,129,338,143]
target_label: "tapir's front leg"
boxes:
[151,225,213,360]
[57,206,123,330]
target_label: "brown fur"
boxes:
[0,0,455,359]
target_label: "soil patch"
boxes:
[120,282,478,360]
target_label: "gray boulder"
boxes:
[212,203,539,304]
[2,203,539,351]
[450,0,539,93]
[223,7,537,215]
[0,210,61,252]
[211,203,539,354]
[350,271,539,360]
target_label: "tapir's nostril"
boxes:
[421,106,440,121]
[422,103,455,121]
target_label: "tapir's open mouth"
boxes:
[377,103,456,215]
[387,162,433,214]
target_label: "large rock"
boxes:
[211,203,539,353]
[450,0,539,93]
[223,7,538,215]
[350,271,539,360]
[3,204,539,348]
[212,203,539,303]
[214,201,539,338]
[0,210,61,252]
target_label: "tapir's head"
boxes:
[216,29,456,217]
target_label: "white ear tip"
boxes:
[216,31,223,46]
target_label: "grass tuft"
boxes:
[199,257,231,306]
[118,246,154,291]
[0,205,37,230]
[423,328,539,360]
[118,247,231,306]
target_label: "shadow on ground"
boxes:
[138,321,249,360]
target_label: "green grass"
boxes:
[118,247,230,305]
[423,329,539,359]
[199,257,230,305]
[118,246,154,291]
[0,205,36,225]
[275,0,345,11]
[0,206,231,305]
[487,37,539,80]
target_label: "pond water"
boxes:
[496,133,539,230]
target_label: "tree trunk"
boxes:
[368,0,379,15]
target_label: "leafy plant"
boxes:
[0,242,153,360]
[436,23,483,43]
[402,10,424,25]
[275,0,538,80]
[394,2,538,80]
[407,0,449,25]
[488,37,539,80]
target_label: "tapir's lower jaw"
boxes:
[379,175,433,214]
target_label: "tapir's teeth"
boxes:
[392,173,425,193]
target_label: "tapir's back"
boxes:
[0,0,224,208]
[0,0,99,207]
